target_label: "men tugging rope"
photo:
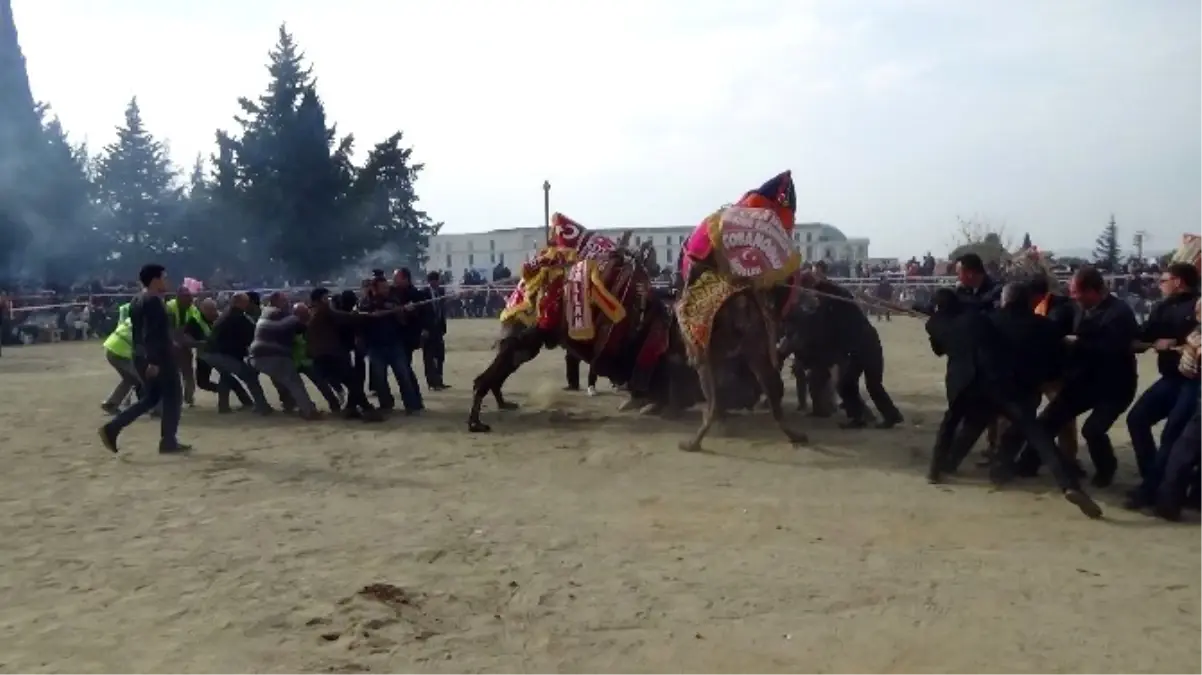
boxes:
[89,190,1201,523]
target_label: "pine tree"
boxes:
[0,0,93,283]
[31,107,98,280]
[218,25,356,280]
[352,132,442,272]
[1092,214,1120,272]
[1021,232,1032,249]
[95,97,182,263]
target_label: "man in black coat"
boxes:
[925,284,1101,518]
[98,264,192,454]
[389,268,432,398]
[1124,262,1200,496]
[804,276,903,429]
[422,271,450,390]
[1038,267,1141,488]
[952,253,1002,310]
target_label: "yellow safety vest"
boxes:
[104,314,134,359]
[165,299,202,329]
[188,312,212,338]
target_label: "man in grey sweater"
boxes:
[247,303,318,419]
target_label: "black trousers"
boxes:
[313,353,374,412]
[423,334,446,387]
[194,357,222,394]
[931,387,1080,491]
[565,353,598,390]
[836,340,901,422]
[792,357,835,414]
[1036,381,1135,482]
[1156,409,1201,515]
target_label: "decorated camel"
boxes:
[466,214,670,432]
[669,170,809,452]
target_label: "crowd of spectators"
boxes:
[0,252,1177,346]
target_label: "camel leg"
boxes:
[679,360,719,453]
[491,385,519,411]
[750,349,808,446]
[469,346,531,432]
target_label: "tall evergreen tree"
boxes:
[218,25,357,281]
[0,0,93,284]
[353,132,442,271]
[95,97,182,265]
[1093,214,1120,272]
[0,0,38,277]
[1021,232,1032,249]
[31,106,98,280]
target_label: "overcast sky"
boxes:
[12,0,1201,257]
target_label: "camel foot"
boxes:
[678,440,702,453]
[617,397,641,413]
[468,420,492,433]
[638,402,662,416]
[497,401,519,411]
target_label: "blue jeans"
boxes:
[104,361,182,444]
[1136,379,1200,501]
[368,346,423,411]
[1126,376,1185,479]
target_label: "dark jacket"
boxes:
[249,307,305,359]
[306,304,367,358]
[426,286,449,337]
[926,308,1005,403]
[358,292,403,351]
[988,306,1067,392]
[390,285,430,351]
[1138,291,1200,378]
[129,293,173,369]
[1067,294,1140,394]
[208,306,256,359]
[956,275,1002,311]
[912,275,1000,316]
[812,280,875,357]
[1042,293,1076,337]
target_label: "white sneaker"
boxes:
[586,386,597,397]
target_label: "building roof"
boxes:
[434,221,854,239]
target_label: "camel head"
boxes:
[736,170,796,233]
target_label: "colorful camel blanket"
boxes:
[500,213,625,335]
[675,270,743,364]
[681,205,800,290]
[565,259,626,341]
[500,247,575,331]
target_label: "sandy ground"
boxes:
[0,317,1198,674]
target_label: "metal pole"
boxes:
[543,180,551,244]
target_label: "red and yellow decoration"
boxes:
[501,213,625,335]
[675,269,742,364]
[565,260,626,341]
[680,171,801,289]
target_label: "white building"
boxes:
[428,222,870,276]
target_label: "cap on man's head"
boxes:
[310,287,330,303]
